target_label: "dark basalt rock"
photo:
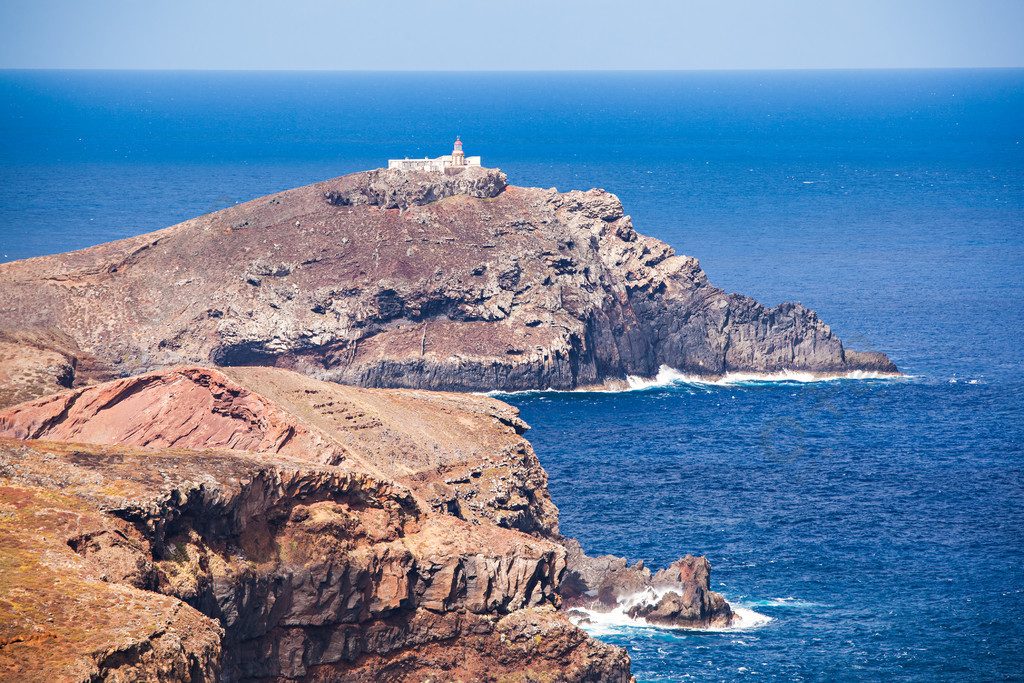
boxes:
[560,540,733,629]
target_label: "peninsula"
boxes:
[0,164,897,391]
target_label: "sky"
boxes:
[1,0,1022,70]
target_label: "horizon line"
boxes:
[2,66,1023,73]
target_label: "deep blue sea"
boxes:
[2,70,1022,681]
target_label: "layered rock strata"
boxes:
[0,166,898,391]
[0,365,559,537]
[0,436,632,681]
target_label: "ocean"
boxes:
[2,69,1022,681]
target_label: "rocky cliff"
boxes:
[0,365,634,682]
[0,437,630,682]
[0,166,898,391]
[0,365,559,538]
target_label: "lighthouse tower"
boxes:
[451,136,465,166]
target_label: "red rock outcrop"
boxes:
[0,365,559,537]
[0,366,345,463]
[0,166,898,391]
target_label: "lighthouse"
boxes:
[387,138,481,172]
[451,136,465,166]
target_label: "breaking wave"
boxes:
[566,586,772,639]
[566,595,772,640]
[483,365,906,397]
[741,597,826,609]
[624,365,907,391]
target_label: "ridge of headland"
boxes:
[0,165,898,391]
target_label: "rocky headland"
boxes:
[0,364,635,681]
[0,166,900,680]
[0,166,898,391]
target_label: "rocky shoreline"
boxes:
[0,166,900,681]
[0,363,732,681]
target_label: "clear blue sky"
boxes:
[1,0,1022,70]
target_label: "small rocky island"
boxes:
[0,165,896,391]
[0,163,898,681]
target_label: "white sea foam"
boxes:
[566,587,773,638]
[568,605,773,637]
[481,365,906,397]
[730,606,774,628]
[744,597,825,609]
[623,365,904,391]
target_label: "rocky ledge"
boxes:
[0,166,898,391]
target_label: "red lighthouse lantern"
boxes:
[452,136,465,166]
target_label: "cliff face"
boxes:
[0,455,224,683]
[0,166,897,391]
[0,365,632,682]
[0,437,629,682]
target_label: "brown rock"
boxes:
[0,435,630,682]
[0,329,118,410]
[0,478,223,683]
[627,556,733,628]
[560,542,733,629]
[305,607,634,682]
[0,329,76,409]
[560,537,651,609]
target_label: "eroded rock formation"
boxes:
[560,540,733,629]
[625,557,734,628]
[0,364,634,681]
[0,437,630,682]
[0,166,898,391]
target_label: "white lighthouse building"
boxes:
[388,137,482,172]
